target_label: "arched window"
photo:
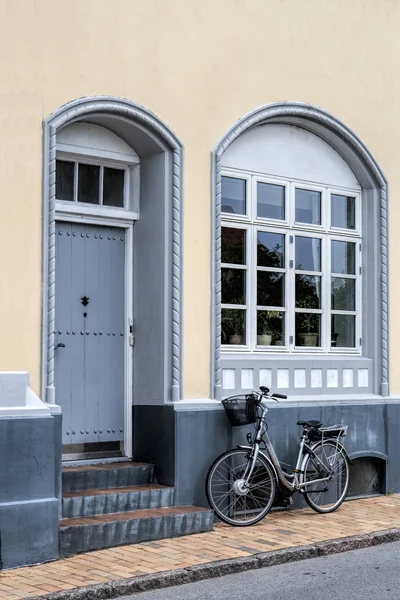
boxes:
[212,106,388,399]
[221,124,361,353]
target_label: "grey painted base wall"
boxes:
[0,415,61,569]
[134,400,400,508]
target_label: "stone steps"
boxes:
[59,506,213,557]
[62,484,175,518]
[60,462,214,556]
[62,462,154,492]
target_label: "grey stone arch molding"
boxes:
[211,101,389,399]
[42,96,183,404]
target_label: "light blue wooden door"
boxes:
[55,222,125,446]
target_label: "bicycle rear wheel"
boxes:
[205,449,275,526]
[301,440,350,513]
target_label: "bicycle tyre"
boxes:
[205,448,276,526]
[301,439,350,513]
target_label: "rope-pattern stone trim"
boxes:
[211,102,388,398]
[44,96,183,398]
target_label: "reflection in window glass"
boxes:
[257,232,285,268]
[257,310,285,346]
[78,164,100,204]
[295,189,321,225]
[221,268,246,305]
[295,237,321,271]
[221,308,246,345]
[221,176,246,215]
[257,272,284,307]
[103,167,124,207]
[331,194,355,230]
[331,314,355,348]
[56,160,74,201]
[222,228,246,265]
[295,313,321,347]
[331,278,355,311]
[257,182,285,220]
[331,241,355,274]
[295,275,321,309]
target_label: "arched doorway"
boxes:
[42,97,183,458]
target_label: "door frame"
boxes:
[56,212,134,458]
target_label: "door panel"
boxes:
[55,222,125,447]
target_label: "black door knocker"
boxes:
[81,296,89,307]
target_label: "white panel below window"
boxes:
[241,369,254,389]
[327,369,339,388]
[277,369,289,389]
[358,369,369,388]
[343,369,354,388]
[259,369,272,389]
[223,369,235,390]
[311,369,323,388]
[294,369,306,388]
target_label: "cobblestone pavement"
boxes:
[1,495,400,599]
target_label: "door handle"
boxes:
[55,343,65,349]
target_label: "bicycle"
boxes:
[205,386,350,526]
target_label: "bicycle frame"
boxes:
[239,401,336,493]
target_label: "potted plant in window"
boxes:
[296,304,319,347]
[222,309,244,345]
[257,311,274,346]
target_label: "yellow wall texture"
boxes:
[0,0,399,397]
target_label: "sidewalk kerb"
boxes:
[27,527,400,600]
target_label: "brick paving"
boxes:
[1,495,400,599]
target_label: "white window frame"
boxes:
[221,167,362,355]
[55,149,140,222]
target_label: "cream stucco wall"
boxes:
[0,0,399,397]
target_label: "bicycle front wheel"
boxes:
[205,449,276,526]
[301,440,350,513]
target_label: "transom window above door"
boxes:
[56,160,126,208]
[221,172,361,354]
[55,122,140,220]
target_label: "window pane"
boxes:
[78,163,100,204]
[331,240,356,274]
[257,310,285,346]
[331,314,356,348]
[222,268,245,305]
[56,160,74,201]
[295,275,321,309]
[331,194,355,230]
[103,167,124,207]
[331,278,355,311]
[257,272,284,307]
[222,227,245,265]
[257,182,285,220]
[295,189,321,225]
[222,308,246,345]
[295,236,321,271]
[221,176,246,215]
[257,232,285,268]
[295,313,321,347]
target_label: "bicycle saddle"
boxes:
[297,420,322,428]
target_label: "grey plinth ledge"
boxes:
[0,372,61,569]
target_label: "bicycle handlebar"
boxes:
[258,386,287,400]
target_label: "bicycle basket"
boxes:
[222,394,258,427]
[308,424,348,442]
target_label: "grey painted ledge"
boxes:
[29,528,400,600]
